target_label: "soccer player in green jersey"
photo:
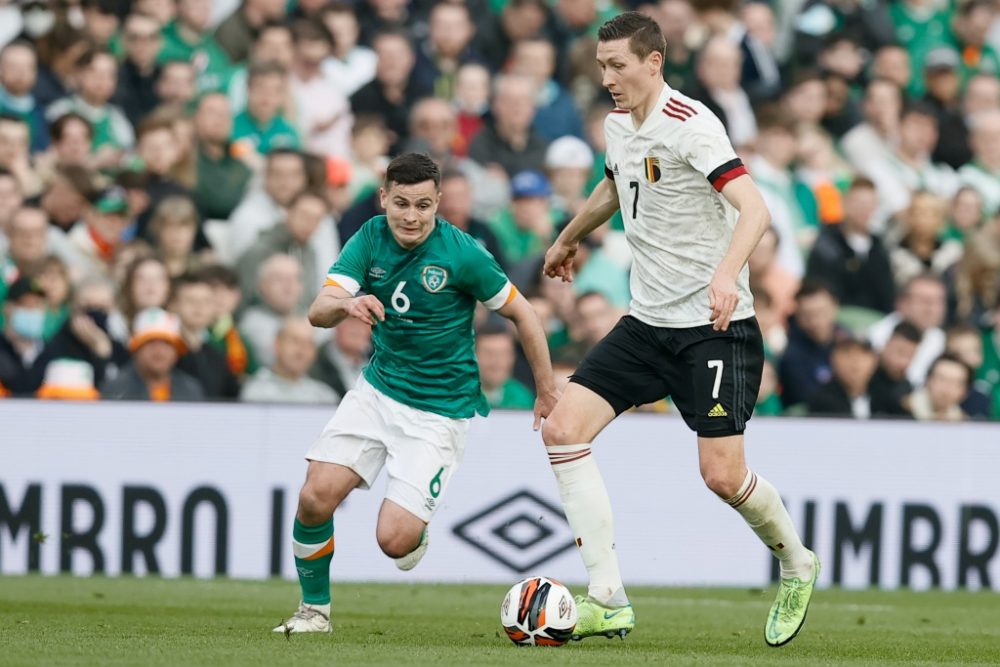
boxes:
[274,153,558,634]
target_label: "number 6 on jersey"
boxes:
[391,281,411,313]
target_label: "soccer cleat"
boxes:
[765,550,820,647]
[570,595,635,641]
[272,602,332,634]
[394,529,429,571]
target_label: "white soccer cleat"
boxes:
[272,602,332,634]
[394,530,429,571]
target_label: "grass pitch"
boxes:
[1,576,997,666]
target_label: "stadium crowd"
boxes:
[0,0,998,421]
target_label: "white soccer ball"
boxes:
[500,576,577,646]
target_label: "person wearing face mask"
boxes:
[0,276,51,394]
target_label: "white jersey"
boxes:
[604,83,755,328]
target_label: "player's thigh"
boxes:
[669,317,764,438]
[382,403,470,524]
[375,498,427,551]
[567,315,670,417]
[305,379,390,491]
[697,434,748,499]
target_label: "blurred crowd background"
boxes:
[0,0,998,422]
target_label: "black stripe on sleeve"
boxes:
[604,165,614,180]
[706,158,744,185]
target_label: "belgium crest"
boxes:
[644,156,661,182]
[421,265,448,292]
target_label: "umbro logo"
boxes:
[708,403,728,417]
[369,266,386,279]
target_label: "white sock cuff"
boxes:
[725,469,757,508]
[546,443,592,467]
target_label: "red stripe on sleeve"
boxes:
[711,165,748,192]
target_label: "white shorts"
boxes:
[305,376,469,522]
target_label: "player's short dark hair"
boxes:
[597,11,666,61]
[890,321,923,345]
[795,278,837,302]
[385,153,441,190]
[928,352,974,389]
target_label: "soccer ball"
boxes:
[500,576,577,646]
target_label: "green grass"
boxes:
[1,577,998,666]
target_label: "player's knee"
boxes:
[541,414,576,448]
[376,530,418,559]
[701,467,741,500]
[298,483,336,523]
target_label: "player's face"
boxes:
[596,38,661,111]
[381,180,440,249]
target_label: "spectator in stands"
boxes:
[113,12,163,127]
[39,165,93,233]
[807,338,879,419]
[159,0,234,94]
[0,115,41,198]
[921,47,971,170]
[783,70,827,130]
[320,2,377,98]
[738,1,782,101]
[215,0,287,64]
[545,135,594,220]
[950,0,1000,85]
[134,115,193,237]
[238,190,329,308]
[67,187,131,278]
[687,37,756,150]
[795,124,851,223]
[779,280,843,408]
[39,113,94,173]
[351,29,430,153]
[869,273,947,385]
[226,22,295,114]
[869,320,921,417]
[903,353,972,421]
[806,177,895,314]
[888,191,962,289]
[749,106,813,277]
[153,60,198,116]
[290,20,352,161]
[0,41,48,152]
[793,0,894,68]
[191,93,250,222]
[149,195,205,277]
[951,227,1000,327]
[80,0,120,48]
[476,322,535,410]
[509,37,584,141]
[311,315,370,399]
[46,50,133,158]
[169,271,239,399]
[228,149,304,254]
[239,253,304,367]
[32,23,91,111]
[469,74,549,178]
[0,276,50,394]
[231,61,301,158]
[1,207,49,294]
[945,186,986,242]
[412,1,480,100]
[404,97,461,163]
[945,322,992,418]
[101,307,204,401]
[242,316,338,404]
[574,291,623,349]
[840,79,902,201]
[200,264,257,381]
[959,110,1000,216]
[0,169,21,251]
[437,170,507,270]
[452,63,490,151]
[29,275,128,391]
[120,256,171,329]
[870,45,912,91]
[963,74,1000,119]
[888,0,952,97]
[490,170,557,266]
[35,358,100,401]
[478,0,555,72]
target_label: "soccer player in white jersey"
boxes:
[540,12,819,647]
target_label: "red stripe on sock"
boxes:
[731,474,758,508]
[549,451,592,465]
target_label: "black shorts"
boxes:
[570,315,764,437]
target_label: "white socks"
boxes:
[726,470,813,580]
[547,444,628,607]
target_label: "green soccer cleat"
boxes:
[570,595,635,641]
[765,550,820,647]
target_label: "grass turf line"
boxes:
[1,576,998,666]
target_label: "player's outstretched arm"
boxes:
[497,290,559,431]
[308,284,386,328]
[543,178,620,283]
[709,175,772,332]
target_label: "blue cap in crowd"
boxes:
[510,170,551,199]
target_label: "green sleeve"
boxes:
[325,223,374,294]
[456,233,510,307]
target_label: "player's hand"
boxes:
[346,295,385,326]
[532,388,560,431]
[708,272,739,332]
[543,241,578,283]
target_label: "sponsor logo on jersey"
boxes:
[644,157,661,183]
[421,265,448,292]
[369,266,386,279]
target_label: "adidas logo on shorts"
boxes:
[708,403,728,418]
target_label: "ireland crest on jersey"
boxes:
[421,265,448,292]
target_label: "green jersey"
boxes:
[326,216,513,419]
